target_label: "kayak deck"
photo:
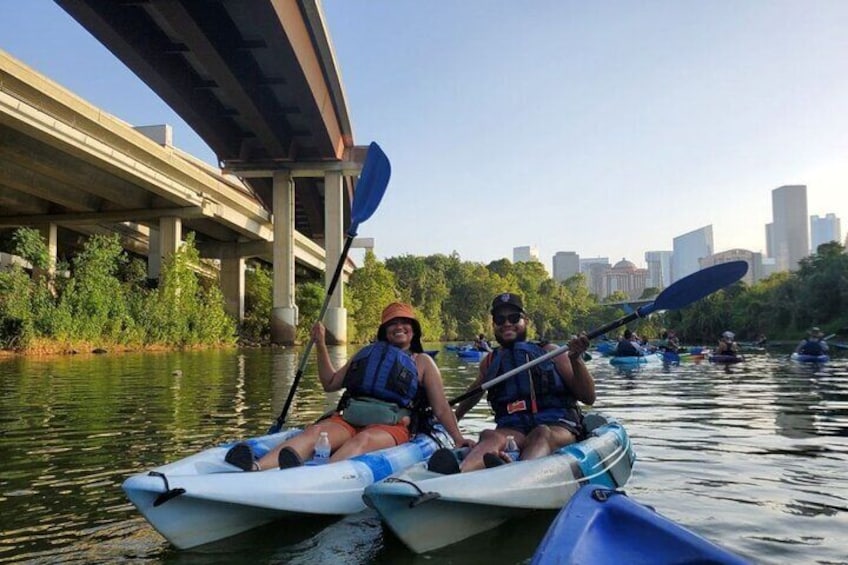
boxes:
[363,413,635,554]
[532,485,749,564]
[123,428,450,549]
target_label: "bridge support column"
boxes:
[323,170,347,345]
[271,171,298,345]
[220,243,244,321]
[147,228,160,280]
[148,217,182,283]
[35,223,57,291]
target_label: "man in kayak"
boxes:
[659,329,680,353]
[795,327,829,356]
[615,329,643,356]
[225,302,473,471]
[427,292,595,474]
[715,331,740,356]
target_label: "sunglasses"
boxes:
[493,312,523,326]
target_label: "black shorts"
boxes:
[496,408,584,439]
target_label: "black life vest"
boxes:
[484,341,576,422]
[343,341,419,408]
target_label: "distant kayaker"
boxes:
[615,329,643,357]
[796,327,828,356]
[427,292,595,474]
[474,333,492,352]
[716,331,740,356]
[659,329,680,353]
[224,302,473,471]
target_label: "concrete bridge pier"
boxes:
[271,170,298,345]
[323,170,346,346]
[35,223,57,293]
[220,243,245,321]
[147,216,182,282]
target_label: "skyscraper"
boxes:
[765,223,774,258]
[810,213,841,253]
[771,185,808,271]
[644,250,672,289]
[579,257,610,297]
[671,226,713,282]
[552,251,580,282]
[513,245,539,263]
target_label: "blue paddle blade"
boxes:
[638,261,748,317]
[348,142,391,237]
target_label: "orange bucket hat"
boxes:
[377,302,423,353]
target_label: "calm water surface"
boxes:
[1,346,846,564]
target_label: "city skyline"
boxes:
[2,2,847,269]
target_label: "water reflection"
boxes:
[0,346,846,563]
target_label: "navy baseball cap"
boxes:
[491,292,525,314]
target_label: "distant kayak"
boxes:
[532,485,749,565]
[609,353,662,366]
[790,352,829,363]
[456,349,487,362]
[708,354,744,364]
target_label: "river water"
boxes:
[1,345,846,564]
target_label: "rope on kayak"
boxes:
[149,471,186,507]
[384,477,441,508]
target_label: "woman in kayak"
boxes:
[225,302,473,471]
[428,292,595,474]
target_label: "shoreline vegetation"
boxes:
[2,228,847,356]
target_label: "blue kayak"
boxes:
[532,485,749,565]
[790,352,829,363]
[609,353,661,366]
[456,349,487,361]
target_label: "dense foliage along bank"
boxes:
[0,229,234,352]
[2,226,846,352]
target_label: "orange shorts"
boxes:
[324,413,411,445]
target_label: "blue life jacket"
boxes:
[343,342,419,408]
[484,341,576,424]
[799,339,824,356]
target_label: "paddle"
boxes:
[268,142,391,434]
[449,260,749,406]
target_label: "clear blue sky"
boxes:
[3,1,847,270]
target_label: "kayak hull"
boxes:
[609,353,662,365]
[532,485,749,565]
[708,354,744,364]
[122,429,449,549]
[457,349,487,361]
[790,352,829,363]
[363,414,634,554]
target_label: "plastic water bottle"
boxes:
[313,432,331,465]
[504,435,520,462]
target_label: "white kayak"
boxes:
[122,427,450,549]
[362,414,635,554]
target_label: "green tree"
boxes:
[348,251,398,342]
